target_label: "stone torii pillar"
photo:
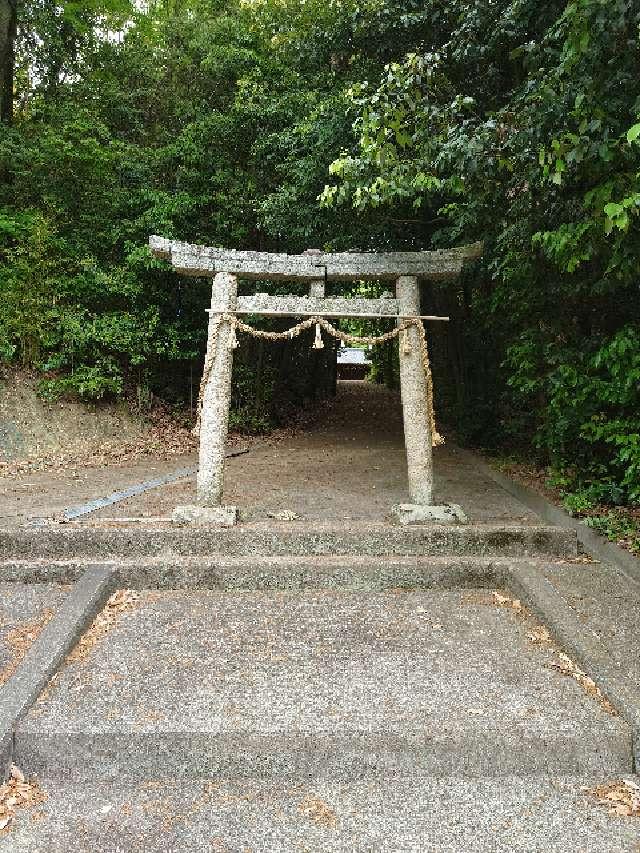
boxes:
[198,273,238,505]
[396,275,433,504]
[391,275,466,525]
[174,272,239,526]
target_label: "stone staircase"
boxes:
[2,520,639,851]
[15,586,630,780]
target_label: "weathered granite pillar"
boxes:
[173,272,238,526]
[396,275,434,505]
[198,272,238,505]
[392,276,466,524]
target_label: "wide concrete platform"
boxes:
[0,384,543,527]
[16,589,630,780]
[5,775,640,852]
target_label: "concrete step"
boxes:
[0,555,500,589]
[7,775,640,852]
[16,589,631,780]
[0,522,577,560]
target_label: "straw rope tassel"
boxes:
[313,323,324,349]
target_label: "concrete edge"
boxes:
[502,560,640,773]
[0,565,117,779]
[0,556,500,590]
[472,450,640,587]
[0,523,578,560]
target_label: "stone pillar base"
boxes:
[391,503,468,525]
[172,505,238,527]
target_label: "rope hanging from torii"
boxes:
[194,314,444,447]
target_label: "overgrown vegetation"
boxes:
[0,0,638,512]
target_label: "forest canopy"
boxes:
[0,0,639,513]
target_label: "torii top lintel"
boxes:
[149,236,483,283]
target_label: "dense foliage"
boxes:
[1,0,639,507]
[321,0,640,507]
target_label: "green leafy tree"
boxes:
[322,0,640,503]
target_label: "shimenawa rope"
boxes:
[194,314,444,447]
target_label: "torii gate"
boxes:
[149,236,482,525]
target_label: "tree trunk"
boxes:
[0,0,16,124]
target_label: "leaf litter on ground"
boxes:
[67,589,139,664]
[0,608,54,686]
[549,652,617,715]
[35,590,139,706]
[466,591,617,714]
[0,765,46,834]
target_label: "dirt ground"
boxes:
[0,382,539,527]
[0,371,147,463]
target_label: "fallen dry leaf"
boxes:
[10,766,24,784]
[527,625,552,645]
[297,794,337,828]
[459,591,496,607]
[588,779,640,817]
[267,510,300,521]
[564,555,598,564]
[492,591,524,615]
[550,653,617,715]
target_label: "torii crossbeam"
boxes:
[149,236,483,525]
